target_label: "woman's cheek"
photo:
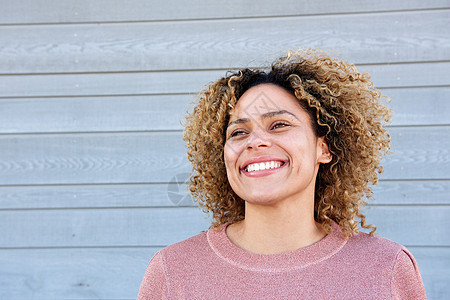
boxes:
[223,143,237,169]
[224,140,244,160]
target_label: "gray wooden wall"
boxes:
[0,1,449,299]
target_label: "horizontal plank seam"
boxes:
[0,206,201,211]
[0,124,449,136]
[0,178,447,188]
[386,124,450,128]
[0,204,448,212]
[0,182,194,187]
[0,61,449,76]
[0,7,448,27]
[0,206,447,212]
[0,86,448,99]
[374,178,450,182]
[0,178,448,188]
[379,85,450,90]
[0,206,190,210]
[0,124,448,137]
[0,129,184,136]
[0,85,448,101]
[0,68,233,76]
[0,92,194,100]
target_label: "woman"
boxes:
[138,49,426,299]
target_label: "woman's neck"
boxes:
[226,200,326,255]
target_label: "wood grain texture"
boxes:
[1,2,448,299]
[0,127,448,185]
[411,247,450,300]
[0,206,447,248]
[363,206,450,246]
[1,10,449,74]
[384,87,450,126]
[0,132,187,185]
[0,62,448,98]
[0,247,447,299]
[371,180,450,205]
[381,126,450,180]
[0,94,196,133]
[0,183,194,209]
[2,0,449,24]
[0,180,448,210]
[0,207,210,248]
[0,87,448,134]
[0,247,159,299]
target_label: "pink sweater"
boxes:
[138,222,426,299]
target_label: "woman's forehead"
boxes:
[229,84,304,121]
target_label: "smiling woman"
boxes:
[137,49,427,299]
[223,84,333,254]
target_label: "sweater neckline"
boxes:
[207,221,347,272]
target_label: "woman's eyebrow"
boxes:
[227,110,299,128]
[263,110,298,120]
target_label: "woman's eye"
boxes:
[230,130,246,137]
[272,122,290,129]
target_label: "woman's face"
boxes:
[224,83,330,207]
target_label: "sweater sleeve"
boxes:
[391,247,426,299]
[137,251,169,300]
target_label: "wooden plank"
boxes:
[384,87,450,126]
[0,94,196,133]
[0,87,448,134]
[2,0,449,24]
[0,127,448,185]
[408,247,450,300]
[0,180,448,210]
[0,132,188,185]
[0,207,210,248]
[0,10,449,74]
[0,62,448,98]
[0,183,195,209]
[381,126,450,180]
[359,62,450,89]
[0,70,219,97]
[0,247,446,299]
[0,247,159,299]
[371,180,450,205]
[362,206,450,246]
[0,206,447,248]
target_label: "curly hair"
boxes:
[183,49,391,237]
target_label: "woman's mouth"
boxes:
[240,160,287,177]
[244,161,284,172]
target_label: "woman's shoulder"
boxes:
[343,230,419,271]
[137,229,214,299]
[345,231,426,298]
[157,229,212,261]
[326,222,405,259]
[347,229,404,253]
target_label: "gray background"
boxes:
[0,1,449,299]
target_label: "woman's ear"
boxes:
[317,137,332,164]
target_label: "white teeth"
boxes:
[245,161,282,172]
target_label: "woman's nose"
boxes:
[246,130,271,149]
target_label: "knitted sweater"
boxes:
[137,222,426,299]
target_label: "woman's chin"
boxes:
[241,192,281,207]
